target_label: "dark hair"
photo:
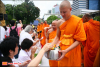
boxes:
[21,38,33,50]
[10,20,15,26]
[0,56,12,67]
[22,24,27,29]
[3,26,7,31]
[0,37,19,57]
[84,13,92,18]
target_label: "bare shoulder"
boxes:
[57,19,65,27]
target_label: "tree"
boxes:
[25,1,40,24]
[78,15,83,18]
[14,1,40,24]
[47,15,60,24]
[5,0,40,24]
[14,2,27,22]
[94,16,100,21]
[5,4,13,24]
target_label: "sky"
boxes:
[1,0,73,20]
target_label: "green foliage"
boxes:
[78,15,83,18]
[25,2,40,24]
[5,1,40,24]
[94,16,100,21]
[5,4,13,24]
[47,15,60,24]
[14,2,27,22]
[12,18,16,22]
[23,20,26,24]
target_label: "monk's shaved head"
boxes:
[41,22,43,24]
[52,20,57,30]
[59,0,72,20]
[52,20,57,25]
[82,13,91,23]
[38,23,40,25]
[60,0,71,8]
[83,14,91,19]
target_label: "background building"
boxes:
[71,0,100,16]
[51,4,60,14]
[88,0,100,10]
[71,0,100,12]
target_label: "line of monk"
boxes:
[36,0,100,67]
[46,20,58,67]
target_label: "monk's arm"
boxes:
[44,27,47,37]
[65,40,80,53]
[51,22,60,46]
[46,31,49,43]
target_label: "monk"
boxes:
[37,23,41,38]
[50,0,86,66]
[37,23,40,32]
[40,22,44,32]
[46,20,58,67]
[82,14,100,67]
[41,21,49,46]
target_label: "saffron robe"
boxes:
[48,29,58,67]
[41,23,49,46]
[59,15,86,67]
[83,19,100,67]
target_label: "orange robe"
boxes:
[41,23,49,46]
[40,24,43,31]
[37,25,41,38]
[48,29,58,67]
[93,47,100,67]
[37,25,40,32]
[59,15,86,67]
[83,19,100,67]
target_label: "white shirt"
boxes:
[12,57,19,67]
[19,30,36,56]
[0,26,5,43]
[19,30,35,45]
[5,27,9,36]
[18,49,31,67]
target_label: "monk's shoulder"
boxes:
[71,15,82,23]
[57,19,65,27]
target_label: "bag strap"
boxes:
[10,27,12,31]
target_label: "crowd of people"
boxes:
[0,0,100,67]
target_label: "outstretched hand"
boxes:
[43,43,53,52]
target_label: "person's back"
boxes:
[82,14,100,67]
[9,20,21,39]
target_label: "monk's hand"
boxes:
[57,50,67,61]
[43,43,53,52]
